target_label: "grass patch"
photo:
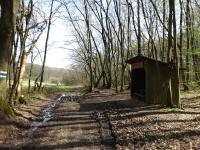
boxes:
[44,84,83,93]
[0,83,13,116]
[0,96,13,116]
[22,82,84,98]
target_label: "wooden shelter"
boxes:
[127,55,177,105]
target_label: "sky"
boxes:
[29,0,76,69]
[33,18,74,69]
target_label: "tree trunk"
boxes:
[84,0,93,92]
[186,0,190,84]
[17,51,29,95]
[168,0,180,107]
[39,0,54,90]
[0,0,18,106]
[28,52,34,93]
[167,0,173,106]
[137,0,141,55]
[179,0,185,84]
[162,0,166,61]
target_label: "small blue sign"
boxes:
[0,71,7,78]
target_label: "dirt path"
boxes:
[1,91,116,150]
[1,89,200,150]
[21,101,113,150]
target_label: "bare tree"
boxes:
[9,0,46,102]
[39,0,55,90]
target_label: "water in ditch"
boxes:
[22,93,80,136]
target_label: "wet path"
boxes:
[20,94,114,150]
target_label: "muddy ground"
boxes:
[0,89,200,150]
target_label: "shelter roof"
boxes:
[127,55,169,66]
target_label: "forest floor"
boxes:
[0,88,200,150]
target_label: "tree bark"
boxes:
[39,0,54,90]
[17,51,29,95]
[137,0,141,55]
[168,0,180,107]
[179,0,185,84]
[0,0,18,106]
[186,0,190,84]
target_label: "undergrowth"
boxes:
[0,96,13,116]
[0,84,13,116]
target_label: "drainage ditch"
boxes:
[23,93,81,136]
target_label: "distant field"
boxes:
[22,80,83,94]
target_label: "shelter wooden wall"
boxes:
[144,61,171,105]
